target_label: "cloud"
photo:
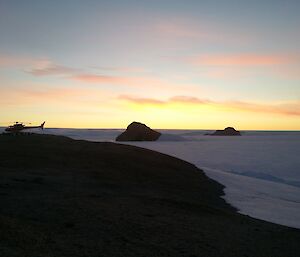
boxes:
[93,66,147,73]
[0,54,49,69]
[29,64,80,76]
[0,87,85,106]
[29,66,203,96]
[226,100,300,116]
[0,54,80,77]
[72,73,183,91]
[119,95,166,105]
[0,53,147,77]
[0,54,203,94]
[183,53,300,80]
[119,95,211,106]
[19,88,83,98]
[73,74,126,84]
[119,94,300,116]
[155,22,203,39]
[169,96,211,104]
[153,18,256,45]
[28,62,157,87]
[0,54,164,87]
[0,54,173,89]
[30,64,147,77]
[0,85,113,108]
[187,54,293,66]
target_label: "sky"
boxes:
[0,0,299,129]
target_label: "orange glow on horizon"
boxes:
[1,87,299,130]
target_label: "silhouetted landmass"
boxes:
[206,127,241,136]
[116,121,161,141]
[0,134,299,257]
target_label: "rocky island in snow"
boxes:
[116,121,161,141]
[206,127,241,136]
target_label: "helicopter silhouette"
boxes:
[5,121,45,133]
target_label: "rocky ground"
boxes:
[0,133,299,257]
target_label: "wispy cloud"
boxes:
[30,64,147,77]
[183,53,300,80]
[119,94,300,116]
[187,54,293,66]
[153,19,255,45]
[170,96,211,104]
[0,54,79,77]
[29,64,80,76]
[72,73,164,86]
[119,95,166,105]
[226,100,300,116]
[93,66,147,73]
[73,74,128,84]
[72,73,186,92]
[0,54,163,86]
[0,87,85,106]
[0,54,49,69]
[28,62,154,86]
[0,55,197,93]
[0,85,112,107]
[119,95,211,105]
[155,22,203,39]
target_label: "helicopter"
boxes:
[5,121,45,133]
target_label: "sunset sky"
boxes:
[0,0,299,129]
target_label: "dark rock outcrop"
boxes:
[116,122,161,141]
[207,127,241,136]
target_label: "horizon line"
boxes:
[1,126,299,132]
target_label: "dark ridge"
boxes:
[0,133,299,257]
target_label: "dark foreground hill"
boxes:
[0,134,299,257]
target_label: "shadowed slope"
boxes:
[0,134,299,257]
